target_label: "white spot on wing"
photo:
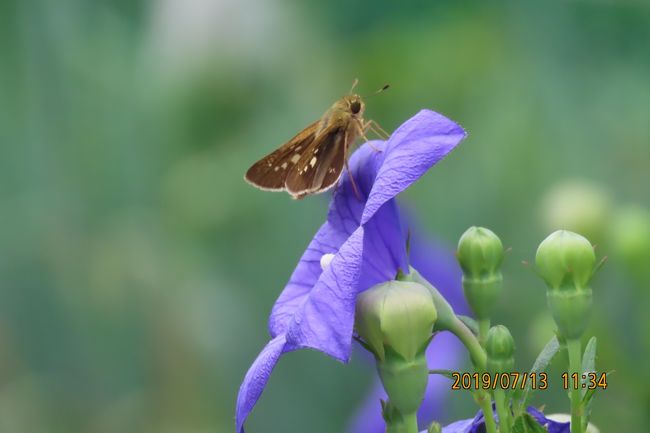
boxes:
[281,162,288,170]
[310,157,317,167]
[274,166,279,171]
[291,154,300,163]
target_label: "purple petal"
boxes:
[284,227,365,361]
[235,335,288,433]
[527,407,571,433]
[361,110,466,225]
[269,221,349,337]
[269,141,386,338]
[440,407,571,433]
[441,419,475,433]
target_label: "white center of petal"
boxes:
[320,253,335,271]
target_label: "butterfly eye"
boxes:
[350,101,361,114]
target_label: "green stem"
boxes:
[494,388,511,433]
[449,318,497,433]
[475,390,498,433]
[478,318,491,347]
[385,411,418,433]
[449,317,487,370]
[567,338,583,433]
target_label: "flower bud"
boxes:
[457,227,504,319]
[355,281,437,361]
[542,180,610,245]
[427,421,442,433]
[355,280,437,415]
[610,206,650,283]
[536,230,596,339]
[485,325,515,374]
[536,230,596,290]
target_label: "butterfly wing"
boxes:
[245,121,319,191]
[285,125,348,199]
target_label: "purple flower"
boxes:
[236,110,467,433]
[441,407,571,433]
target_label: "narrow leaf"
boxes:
[516,336,560,412]
[512,413,547,433]
[582,369,614,429]
[581,337,597,397]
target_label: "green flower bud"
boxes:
[542,180,610,245]
[485,325,515,374]
[457,227,504,319]
[610,206,650,283]
[355,281,437,361]
[458,227,505,277]
[427,421,442,433]
[536,230,596,339]
[536,230,596,290]
[355,281,437,415]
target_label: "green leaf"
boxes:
[456,315,479,335]
[582,369,614,430]
[512,413,547,433]
[581,337,597,397]
[514,336,560,412]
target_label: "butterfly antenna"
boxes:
[363,84,390,99]
[349,78,359,94]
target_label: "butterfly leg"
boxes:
[344,156,362,201]
[356,119,382,153]
[366,120,390,140]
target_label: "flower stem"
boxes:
[385,411,418,433]
[478,318,490,347]
[450,318,497,433]
[494,388,511,433]
[449,317,487,370]
[567,338,584,433]
[475,390,498,433]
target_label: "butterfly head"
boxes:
[344,94,365,117]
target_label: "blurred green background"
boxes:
[1,0,649,432]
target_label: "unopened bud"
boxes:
[457,227,504,319]
[611,206,650,283]
[355,281,437,361]
[355,280,437,415]
[536,230,596,339]
[427,421,442,433]
[485,325,515,374]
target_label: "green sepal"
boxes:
[546,288,593,340]
[378,344,430,415]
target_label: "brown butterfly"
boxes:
[245,82,388,199]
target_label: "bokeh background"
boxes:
[1,0,649,432]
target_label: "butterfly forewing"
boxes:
[245,91,372,199]
[285,125,347,198]
[244,121,319,190]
